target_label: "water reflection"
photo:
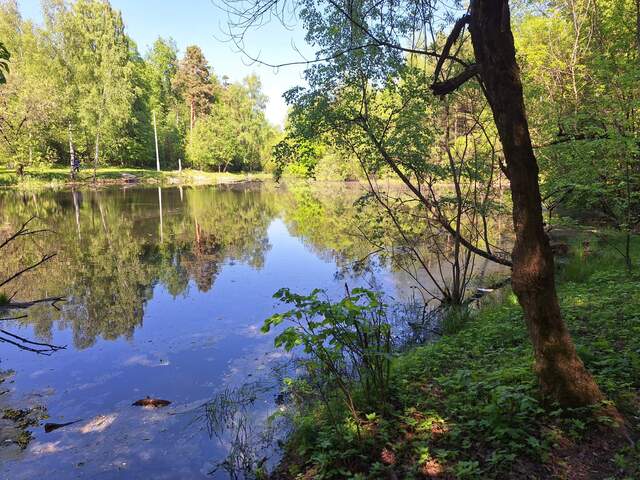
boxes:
[1,185,278,348]
[0,182,509,478]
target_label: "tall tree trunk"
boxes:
[469,0,604,407]
[95,87,106,183]
[153,111,161,172]
[636,0,640,55]
[190,100,195,134]
[68,123,76,179]
[94,130,100,183]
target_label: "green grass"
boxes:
[0,166,269,189]
[278,242,640,479]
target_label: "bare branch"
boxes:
[0,314,28,321]
[431,63,480,96]
[0,216,52,250]
[0,296,65,311]
[0,333,65,355]
[0,253,56,289]
[432,14,471,81]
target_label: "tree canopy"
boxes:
[0,0,276,172]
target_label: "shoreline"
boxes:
[266,242,639,479]
[0,167,271,190]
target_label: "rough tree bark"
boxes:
[468,0,604,407]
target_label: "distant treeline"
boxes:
[0,0,277,172]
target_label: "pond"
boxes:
[0,182,508,479]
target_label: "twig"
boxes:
[0,253,56,289]
[0,329,66,350]
[0,334,65,355]
[0,216,54,251]
[0,296,65,311]
[0,314,28,322]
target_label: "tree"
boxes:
[186,76,275,171]
[0,1,66,169]
[146,37,183,167]
[172,45,216,133]
[463,0,604,407]
[0,40,8,84]
[41,0,139,172]
[224,0,609,408]
[146,38,178,115]
[517,0,639,270]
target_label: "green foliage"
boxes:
[186,77,275,172]
[263,287,393,416]
[0,1,275,172]
[516,0,640,243]
[278,244,640,478]
[144,37,183,167]
[440,305,473,335]
[272,135,322,181]
[0,40,8,84]
[558,231,639,283]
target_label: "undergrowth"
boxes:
[273,238,640,479]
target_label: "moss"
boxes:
[2,407,45,429]
[1,405,48,451]
[15,430,32,450]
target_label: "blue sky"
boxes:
[17,0,314,126]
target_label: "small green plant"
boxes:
[440,305,473,335]
[271,242,640,479]
[453,460,482,479]
[263,287,393,421]
[0,292,9,306]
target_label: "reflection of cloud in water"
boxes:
[28,369,50,379]
[80,413,117,433]
[75,370,123,391]
[8,406,210,479]
[30,441,63,455]
[222,344,292,390]
[123,354,171,367]
[159,332,224,353]
[243,324,263,338]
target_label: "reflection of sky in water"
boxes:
[0,185,509,478]
[0,189,400,479]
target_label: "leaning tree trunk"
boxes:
[469,0,604,407]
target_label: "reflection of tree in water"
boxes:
[278,186,378,271]
[181,219,224,292]
[179,187,274,293]
[277,184,511,299]
[0,186,276,347]
[2,184,481,348]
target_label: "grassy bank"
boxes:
[274,240,639,479]
[0,166,269,189]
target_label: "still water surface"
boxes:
[0,183,411,479]
[0,182,507,479]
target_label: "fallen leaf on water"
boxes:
[132,397,171,408]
